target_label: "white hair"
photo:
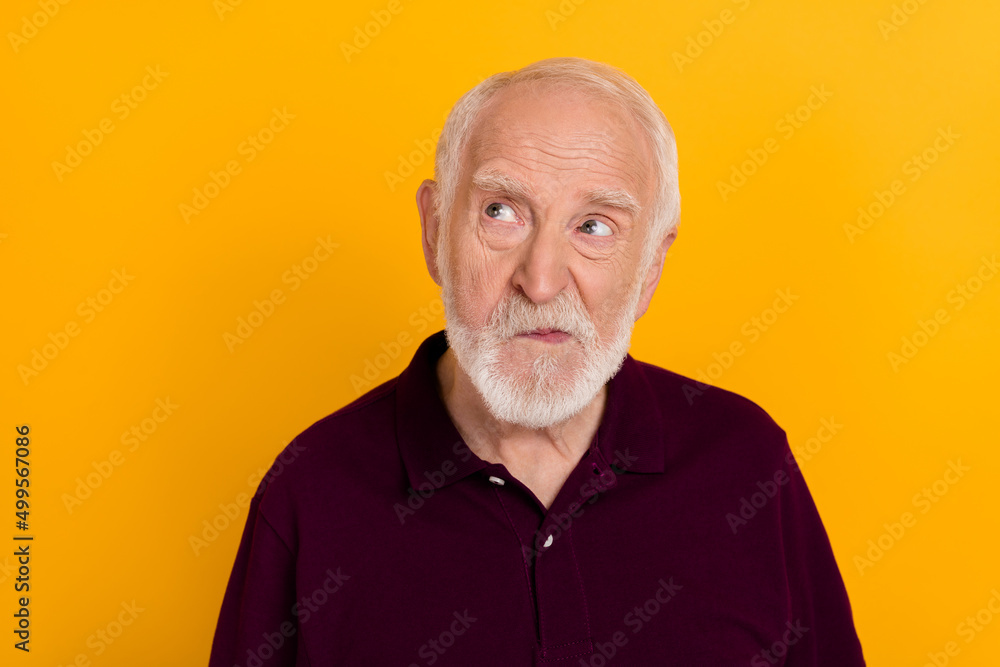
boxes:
[432,56,681,277]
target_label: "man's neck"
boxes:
[434,347,607,508]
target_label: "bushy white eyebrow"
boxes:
[584,187,641,218]
[472,168,535,200]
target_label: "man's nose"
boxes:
[511,221,570,304]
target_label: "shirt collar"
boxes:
[394,330,665,492]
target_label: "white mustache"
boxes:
[484,291,597,344]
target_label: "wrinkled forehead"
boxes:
[461,80,656,195]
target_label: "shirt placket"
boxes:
[485,443,619,665]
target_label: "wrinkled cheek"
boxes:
[589,289,632,343]
[454,246,513,326]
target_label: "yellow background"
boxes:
[2,0,998,664]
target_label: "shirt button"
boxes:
[488,476,505,486]
[543,534,553,548]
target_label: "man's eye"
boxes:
[579,219,612,237]
[484,203,517,222]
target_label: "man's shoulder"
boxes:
[254,378,402,498]
[630,356,786,444]
[629,358,793,481]
[318,375,399,422]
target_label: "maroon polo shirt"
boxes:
[208,330,865,666]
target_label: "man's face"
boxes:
[435,81,661,429]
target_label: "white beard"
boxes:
[439,250,644,430]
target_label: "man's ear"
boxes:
[416,179,443,286]
[633,226,679,321]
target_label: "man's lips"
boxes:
[516,328,572,343]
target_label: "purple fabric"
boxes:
[209,330,865,666]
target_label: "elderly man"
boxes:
[209,57,865,666]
